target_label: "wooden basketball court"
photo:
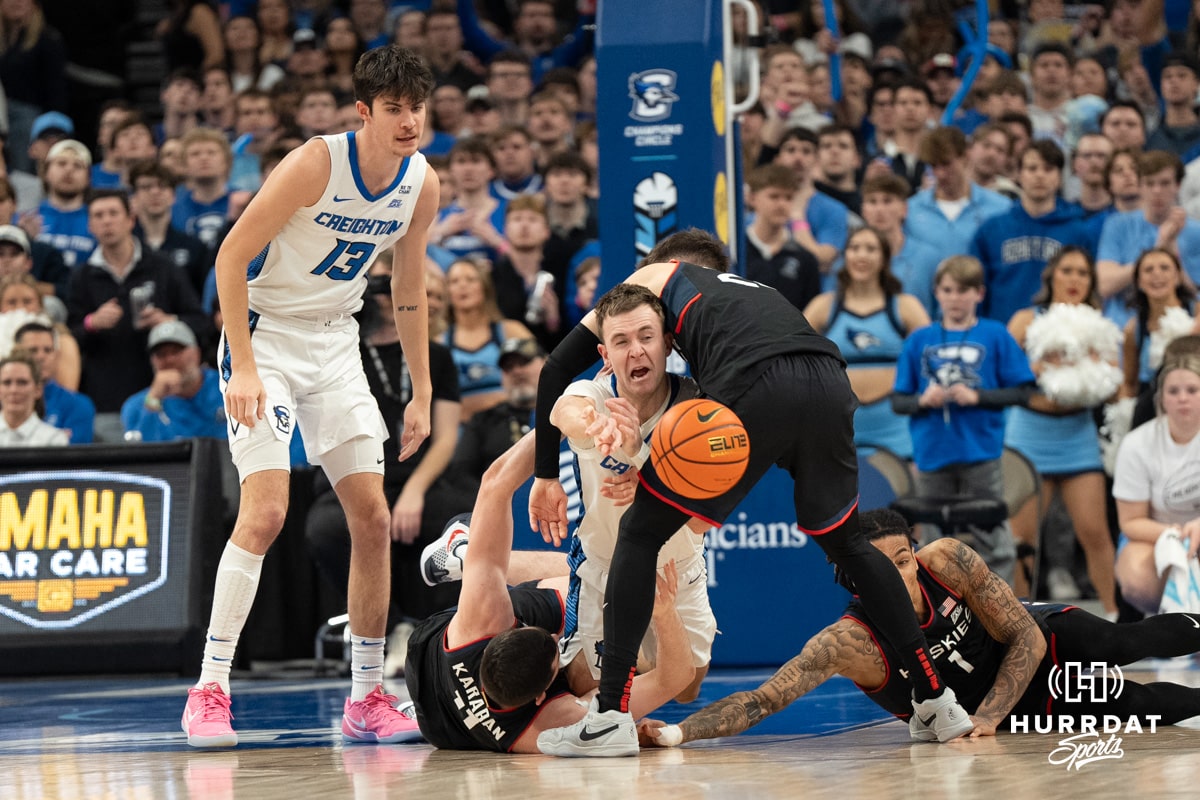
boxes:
[4,660,1199,799]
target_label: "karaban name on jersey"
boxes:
[245,131,428,317]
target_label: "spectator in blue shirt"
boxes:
[772,126,851,290]
[172,128,240,251]
[905,126,1011,277]
[893,255,1036,581]
[1097,149,1200,328]
[861,173,942,315]
[14,320,95,444]
[35,140,97,269]
[972,140,1096,323]
[121,319,225,442]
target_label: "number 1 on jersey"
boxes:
[311,239,376,281]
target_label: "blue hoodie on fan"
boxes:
[969,198,1096,323]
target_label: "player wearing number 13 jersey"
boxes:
[182,46,439,749]
[532,230,974,758]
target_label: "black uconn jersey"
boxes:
[658,262,843,404]
[843,561,1007,718]
[405,586,572,751]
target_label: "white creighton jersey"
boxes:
[246,132,427,317]
[564,372,703,571]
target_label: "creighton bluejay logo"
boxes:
[633,172,678,257]
[628,69,679,122]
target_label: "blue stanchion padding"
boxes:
[821,0,842,102]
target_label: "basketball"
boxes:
[650,398,750,499]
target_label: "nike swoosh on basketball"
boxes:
[697,408,720,423]
[918,714,936,728]
[1185,614,1200,629]
[377,458,385,464]
[333,195,354,202]
[579,723,619,741]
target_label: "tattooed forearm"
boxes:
[678,623,884,743]
[395,305,419,312]
[937,540,1047,726]
[974,621,1045,726]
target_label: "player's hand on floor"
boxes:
[600,471,638,506]
[637,719,678,748]
[967,716,998,737]
[529,477,569,546]
[225,370,266,427]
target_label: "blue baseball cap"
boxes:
[31,111,74,141]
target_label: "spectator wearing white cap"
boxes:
[120,319,225,442]
[33,139,97,268]
[0,222,69,300]
[922,54,960,116]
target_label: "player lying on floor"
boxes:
[404,431,697,754]
[641,508,1200,747]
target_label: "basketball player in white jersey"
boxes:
[422,284,716,702]
[182,45,440,748]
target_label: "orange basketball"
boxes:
[650,398,750,499]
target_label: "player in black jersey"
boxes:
[639,509,1200,747]
[404,431,696,753]
[532,229,973,757]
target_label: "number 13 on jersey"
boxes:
[311,239,377,281]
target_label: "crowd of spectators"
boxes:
[5,0,1200,651]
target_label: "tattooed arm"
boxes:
[639,619,886,746]
[922,538,1047,736]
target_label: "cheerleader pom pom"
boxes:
[1148,306,1195,370]
[1099,397,1136,477]
[1025,303,1122,364]
[1038,358,1124,407]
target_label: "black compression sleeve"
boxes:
[535,324,602,478]
[975,383,1034,409]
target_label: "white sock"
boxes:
[350,632,386,701]
[197,541,264,694]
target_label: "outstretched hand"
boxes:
[529,477,569,546]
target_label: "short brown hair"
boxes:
[1138,149,1185,183]
[448,135,496,169]
[640,228,730,271]
[861,173,911,199]
[479,627,558,709]
[505,193,546,219]
[180,127,233,167]
[746,163,799,193]
[934,255,984,289]
[920,126,968,165]
[594,283,666,341]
